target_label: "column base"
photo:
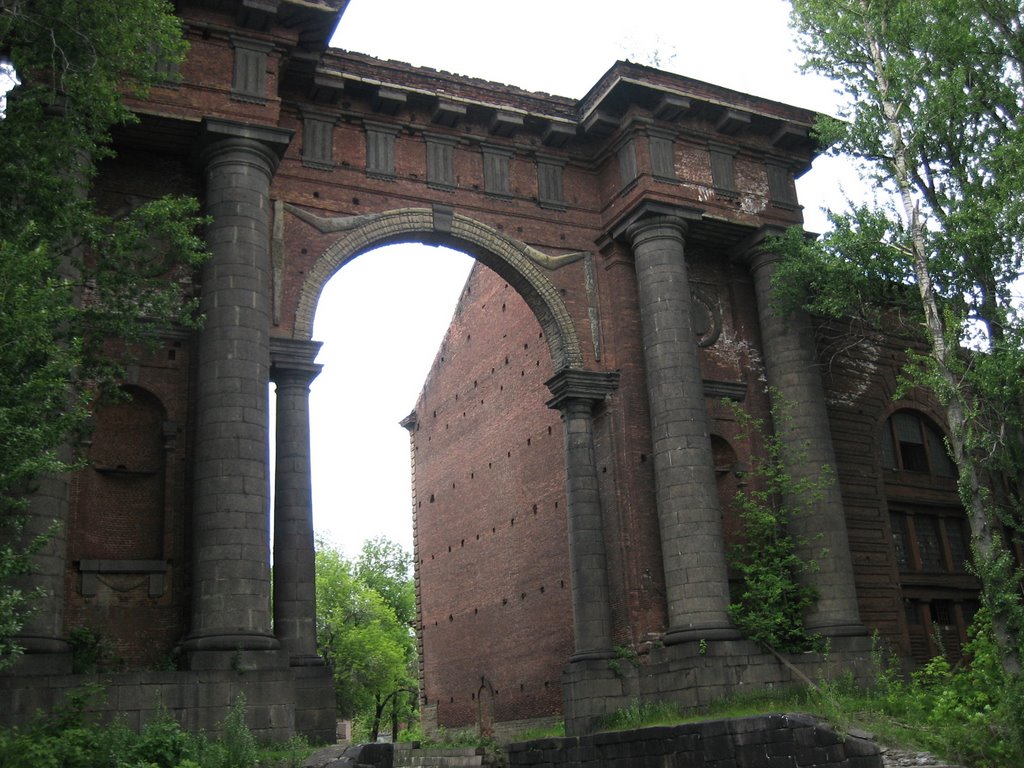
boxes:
[289,653,326,668]
[808,621,868,639]
[292,662,337,743]
[570,648,615,662]
[662,623,741,646]
[181,631,285,671]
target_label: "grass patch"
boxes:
[512,722,565,742]
[585,625,1024,768]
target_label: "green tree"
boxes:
[0,0,208,666]
[355,536,416,627]
[782,0,1024,673]
[315,539,417,742]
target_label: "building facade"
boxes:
[1,0,975,740]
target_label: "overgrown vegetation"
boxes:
[0,692,313,768]
[725,399,827,654]
[592,615,1024,766]
[780,0,1024,677]
[0,0,209,666]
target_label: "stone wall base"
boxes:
[561,634,874,735]
[507,713,881,768]
[0,665,336,743]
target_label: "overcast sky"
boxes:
[306,0,864,556]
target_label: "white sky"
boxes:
[305,0,865,556]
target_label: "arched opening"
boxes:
[301,222,577,733]
[308,242,474,552]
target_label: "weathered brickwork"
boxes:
[3,0,973,743]
[413,264,568,728]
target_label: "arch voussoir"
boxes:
[293,207,583,372]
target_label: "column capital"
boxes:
[198,117,294,174]
[544,369,620,411]
[731,224,814,274]
[270,338,323,387]
[610,201,703,246]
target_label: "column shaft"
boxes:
[272,344,322,663]
[547,370,618,660]
[748,250,863,635]
[186,122,290,653]
[628,216,735,642]
[9,467,72,669]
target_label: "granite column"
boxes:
[625,211,736,643]
[546,369,619,660]
[271,338,323,664]
[183,119,292,663]
[745,236,863,636]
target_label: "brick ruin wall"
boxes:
[413,263,569,729]
[411,249,962,731]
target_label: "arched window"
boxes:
[880,410,956,478]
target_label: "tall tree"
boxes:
[355,536,416,628]
[316,539,417,741]
[782,0,1024,671]
[0,0,207,666]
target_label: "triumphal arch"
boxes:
[4,0,968,741]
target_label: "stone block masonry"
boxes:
[507,714,881,768]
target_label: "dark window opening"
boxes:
[881,410,956,478]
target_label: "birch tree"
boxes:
[782,0,1024,672]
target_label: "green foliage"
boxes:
[129,712,201,768]
[509,722,565,742]
[67,626,118,674]
[725,400,825,653]
[0,516,56,669]
[769,211,919,331]
[0,0,209,666]
[848,612,1024,767]
[0,687,311,768]
[315,538,418,738]
[215,695,257,768]
[354,537,416,628]
[579,613,1024,765]
[416,725,499,754]
[607,644,639,677]
[784,0,1024,672]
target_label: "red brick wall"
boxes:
[413,263,569,727]
[62,152,198,671]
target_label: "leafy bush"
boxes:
[0,687,311,768]
[211,695,257,768]
[724,399,825,653]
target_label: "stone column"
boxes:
[183,118,292,663]
[546,369,619,660]
[621,208,736,644]
[7,467,72,673]
[271,338,323,664]
[744,234,863,636]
